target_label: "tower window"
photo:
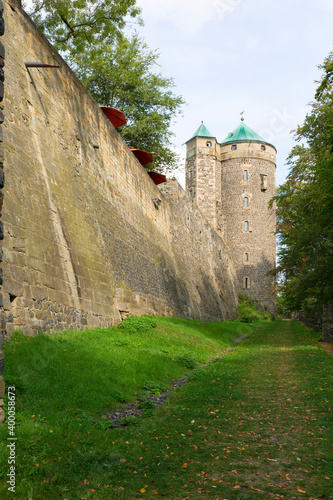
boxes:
[261,174,267,191]
[231,144,237,150]
[261,145,266,151]
[245,277,249,288]
[189,170,193,178]
[244,221,249,232]
[206,141,212,147]
[190,189,194,198]
[245,253,249,262]
[244,197,248,208]
[244,170,248,181]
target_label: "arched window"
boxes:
[206,141,212,147]
[245,253,249,262]
[244,197,248,208]
[244,170,248,181]
[244,221,249,232]
[261,145,266,151]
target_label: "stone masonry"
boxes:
[1,0,238,340]
[186,126,277,312]
[0,0,5,424]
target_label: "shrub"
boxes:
[117,315,157,334]
[174,352,198,370]
[236,295,271,323]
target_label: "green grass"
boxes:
[1,318,332,499]
[0,315,264,498]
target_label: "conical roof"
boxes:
[185,122,215,143]
[220,120,276,150]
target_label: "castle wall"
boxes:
[1,0,238,337]
[0,0,5,424]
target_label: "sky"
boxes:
[132,0,333,187]
[23,0,333,188]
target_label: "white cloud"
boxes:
[138,0,230,33]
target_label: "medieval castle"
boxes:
[0,0,276,343]
[0,0,279,421]
[185,120,276,312]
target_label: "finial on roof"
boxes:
[240,110,245,121]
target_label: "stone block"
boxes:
[0,376,4,398]
[0,408,5,423]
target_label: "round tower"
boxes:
[185,119,277,312]
[219,119,276,312]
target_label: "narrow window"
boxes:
[261,174,267,191]
[245,253,249,262]
[231,144,237,150]
[190,189,193,198]
[206,141,212,147]
[244,170,248,181]
[244,196,248,208]
[244,221,249,232]
[261,145,266,151]
[189,170,193,179]
[245,277,249,288]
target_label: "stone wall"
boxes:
[186,134,277,312]
[0,0,5,424]
[1,0,238,338]
[323,305,333,344]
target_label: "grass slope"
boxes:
[1,319,332,499]
[0,315,264,498]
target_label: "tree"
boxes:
[24,1,184,172]
[271,50,333,315]
[23,0,142,54]
[73,35,185,173]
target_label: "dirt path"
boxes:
[109,320,333,499]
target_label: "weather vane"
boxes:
[240,110,245,121]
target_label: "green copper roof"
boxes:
[185,122,215,143]
[220,120,276,149]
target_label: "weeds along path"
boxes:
[108,320,333,499]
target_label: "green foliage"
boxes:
[174,352,198,370]
[271,50,333,314]
[117,416,140,427]
[236,295,272,323]
[142,380,165,394]
[23,0,142,54]
[24,2,185,172]
[73,35,185,173]
[117,315,157,334]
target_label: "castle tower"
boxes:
[185,119,277,311]
[185,122,220,230]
